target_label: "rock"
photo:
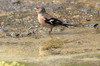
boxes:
[10,32,21,38]
[4,33,11,37]
[1,22,6,28]
[94,24,100,29]
[84,23,100,28]
[12,1,21,5]
[28,26,34,29]
[26,32,33,36]
[26,31,34,36]
[81,8,91,14]
[22,28,35,37]
[94,24,99,28]
[95,3,100,9]
[86,19,91,21]
[0,29,8,32]
[35,25,39,28]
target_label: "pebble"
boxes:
[81,8,91,14]
[26,30,34,36]
[84,23,100,28]
[4,33,11,37]
[12,1,21,5]
[10,32,21,38]
[95,3,100,7]
[94,24,100,29]
[86,19,91,21]
[26,32,33,36]
[0,29,8,32]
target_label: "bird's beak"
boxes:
[33,8,37,10]
[31,8,37,11]
[31,8,37,13]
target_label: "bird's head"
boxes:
[34,7,46,14]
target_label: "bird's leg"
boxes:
[49,28,52,35]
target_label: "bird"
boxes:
[34,7,76,34]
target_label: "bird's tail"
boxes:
[62,24,77,27]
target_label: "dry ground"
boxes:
[0,27,100,66]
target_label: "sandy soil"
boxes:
[0,27,100,66]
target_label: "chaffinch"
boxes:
[34,7,75,34]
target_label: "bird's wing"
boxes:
[42,13,77,27]
[44,16,63,26]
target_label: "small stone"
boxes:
[10,32,20,38]
[26,32,33,36]
[94,24,99,28]
[95,3,100,7]
[25,29,35,36]
[81,8,91,14]
[4,33,11,37]
[86,19,91,21]
[1,22,6,28]
[96,49,100,51]
[84,23,99,28]
[28,26,34,29]
[16,34,20,37]
[12,0,21,5]
[0,29,8,32]
[35,25,39,28]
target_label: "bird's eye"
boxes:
[37,8,39,9]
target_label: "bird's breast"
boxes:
[38,14,54,28]
[38,14,45,24]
